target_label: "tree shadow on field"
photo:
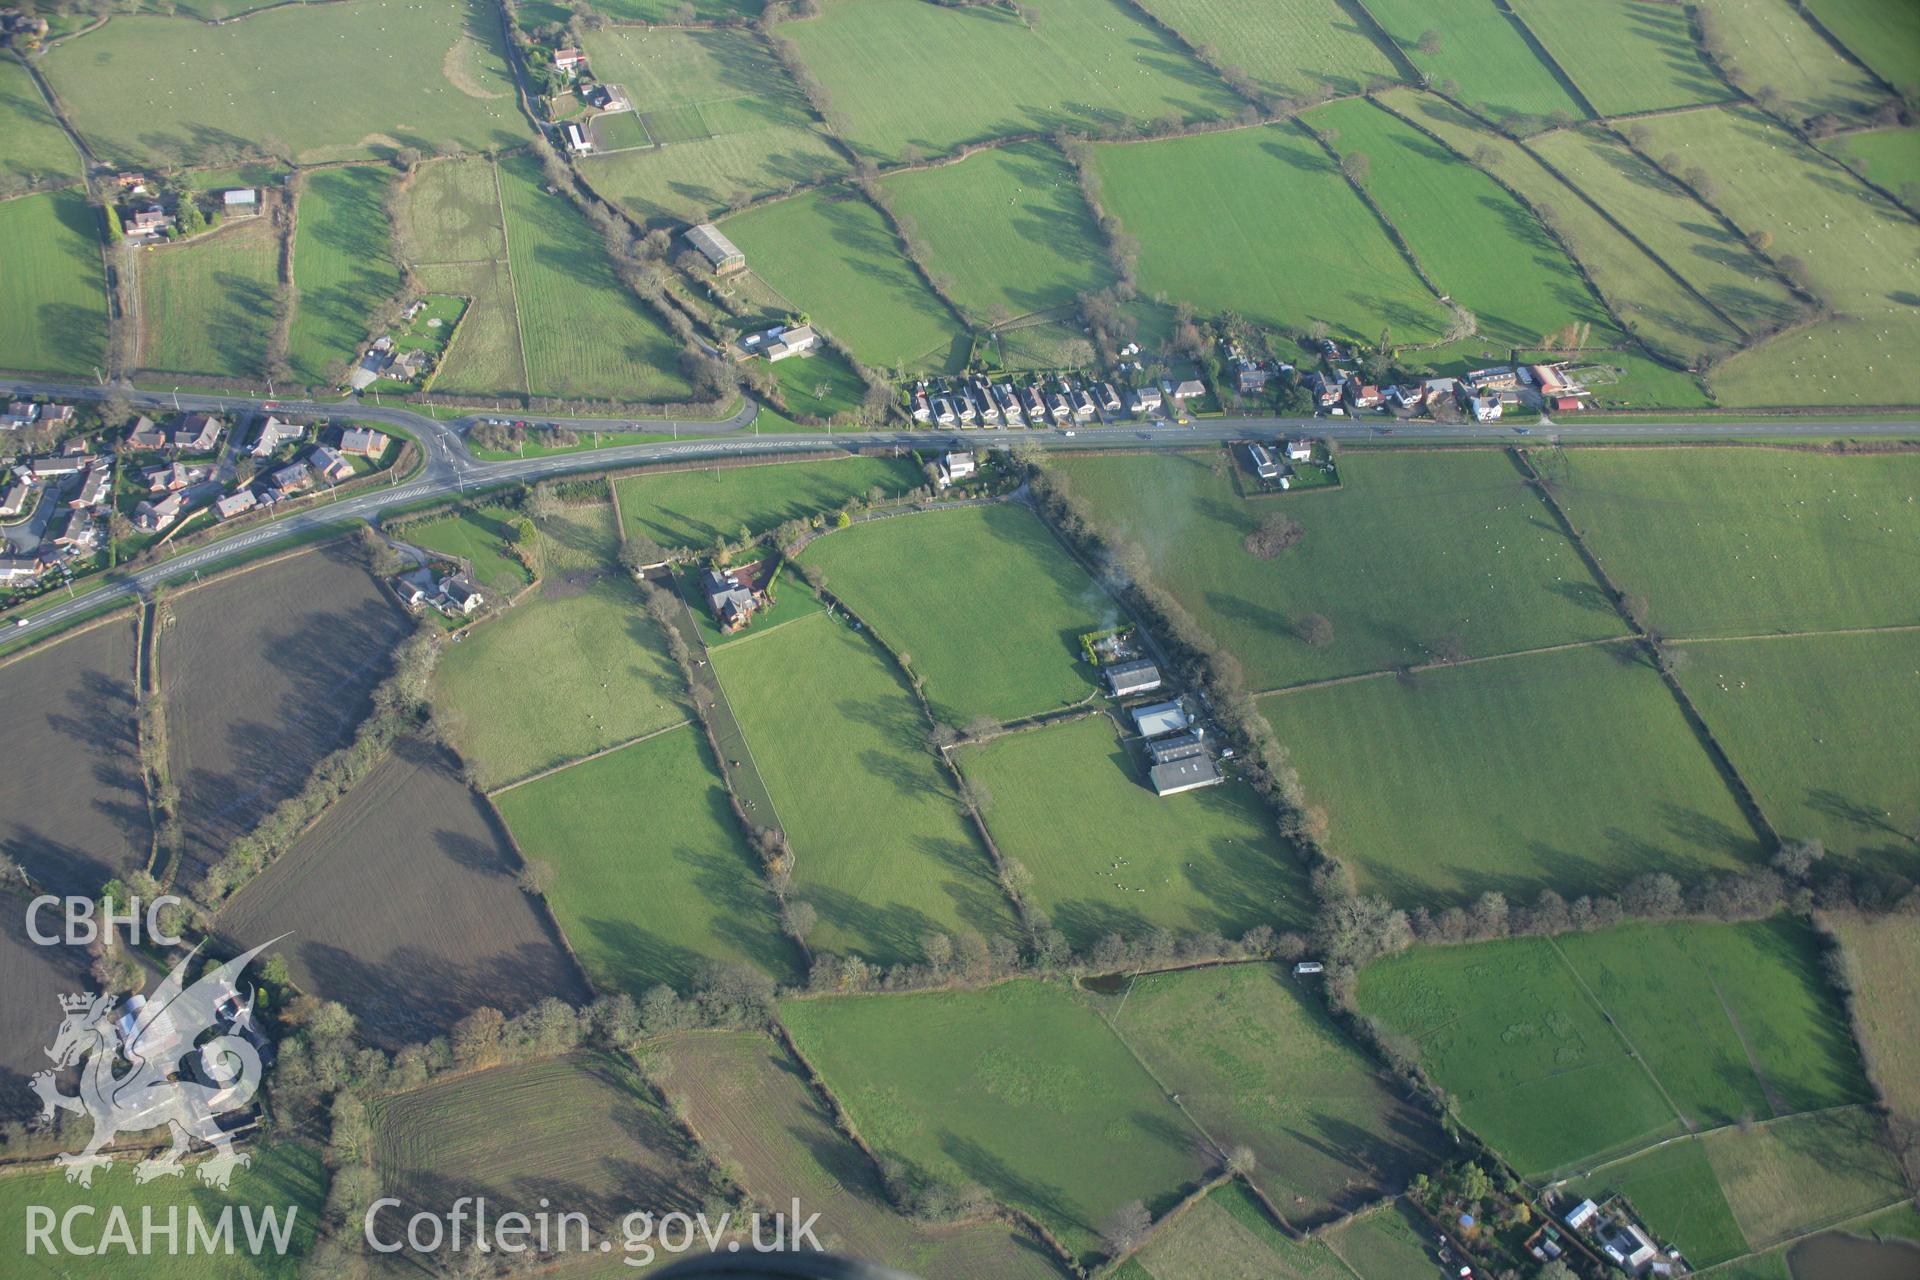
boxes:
[938,1132,1080,1241]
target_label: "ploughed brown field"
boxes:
[215,737,589,1046]
[161,544,412,887]
[0,614,150,896]
[0,895,95,1123]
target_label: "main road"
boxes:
[7,379,1917,646]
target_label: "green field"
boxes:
[1830,913,1920,1123]
[1680,632,1920,880]
[0,189,107,375]
[781,980,1211,1263]
[1383,92,1795,367]
[400,154,507,262]
[1357,935,1682,1175]
[434,577,688,791]
[1265,644,1764,904]
[290,165,401,385]
[495,723,797,993]
[1320,1202,1440,1278]
[711,609,1015,964]
[768,341,868,421]
[616,455,921,547]
[651,1030,1067,1278]
[1549,448,1920,636]
[1566,1138,1749,1267]
[1358,918,1869,1177]
[592,0,764,20]
[401,503,531,597]
[1364,0,1583,127]
[777,0,1242,162]
[137,215,280,379]
[576,25,843,225]
[0,57,81,189]
[1526,123,1806,339]
[1697,0,1885,120]
[42,0,524,166]
[677,559,825,650]
[801,504,1105,725]
[1054,449,1623,690]
[1631,107,1920,406]
[1558,917,1870,1125]
[721,189,966,371]
[495,154,693,402]
[1114,0,1398,99]
[413,259,526,398]
[1131,1180,1350,1279]
[879,141,1114,324]
[1091,123,1450,343]
[0,1143,324,1278]
[1309,98,1612,347]
[397,157,527,397]
[1803,0,1920,92]
[1702,1107,1909,1247]
[1511,0,1736,115]
[1106,965,1446,1224]
[1828,126,1920,191]
[959,715,1310,945]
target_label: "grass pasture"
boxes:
[137,214,280,380]
[0,617,150,897]
[1309,97,1610,347]
[42,0,524,166]
[616,455,920,547]
[1115,0,1397,100]
[0,1143,324,1278]
[1363,0,1583,126]
[1828,126,1920,191]
[1829,913,1920,1123]
[1526,123,1806,339]
[1091,124,1450,343]
[1054,449,1622,690]
[879,141,1113,323]
[651,1031,1066,1277]
[1359,919,1869,1178]
[1106,965,1447,1226]
[1548,448,1920,637]
[1130,1180,1350,1279]
[164,545,414,887]
[1696,0,1885,121]
[1632,107,1920,406]
[721,189,966,371]
[372,1054,702,1231]
[576,25,843,225]
[1320,1201,1450,1279]
[959,715,1310,945]
[710,610,1015,964]
[780,980,1211,1264]
[1356,935,1682,1175]
[216,740,590,1046]
[1511,0,1736,115]
[401,154,507,261]
[0,56,81,187]
[433,576,687,791]
[413,259,526,398]
[0,189,108,376]
[1556,918,1871,1126]
[1701,1107,1909,1248]
[1565,1138,1749,1267]
[777,0,1242,162]
[801,503,1105,725]
[1680,631,1920,881]
[1802,0,1920,93]
[768,341,868,421]
[494,724,798,994]
[496,154,692,402]
[290,165,402,384]
[1265,644,1764,904]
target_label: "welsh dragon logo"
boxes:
[30,938,279,1190]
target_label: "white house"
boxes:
[1285,439,1314,463]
